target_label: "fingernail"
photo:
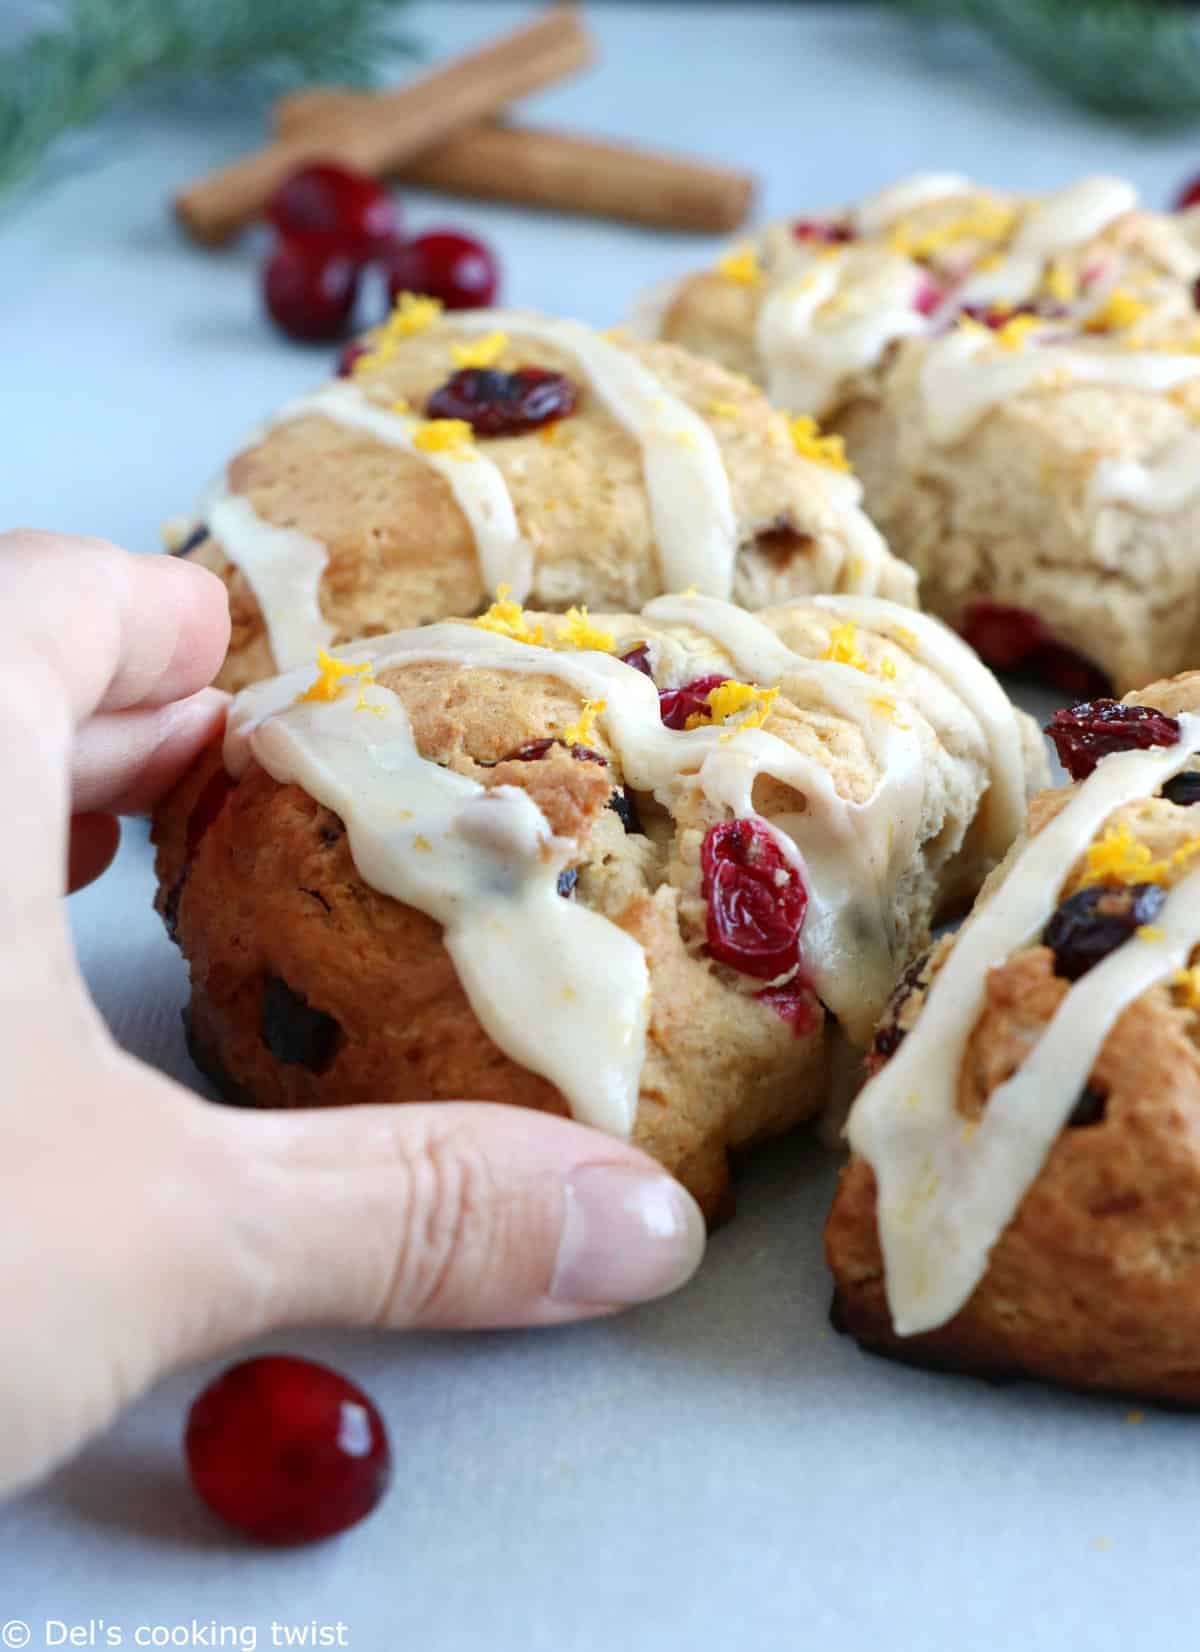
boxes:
[550,1165,706,1306]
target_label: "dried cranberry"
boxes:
[557,867,578,898]
[700,818,807,979]
[172,524,209,558]
[384,230,499,310]
[620,644,654,678]
[1043,882,1165,981]
[1175,173,1200,212]
[1067,1083,1108,1129]
[792,219,853,244]
[913,276,945,316]
[1045,700,1180,781]
[501,737,606,766]
[608,788,643,835]
[868,1020,907,1073]
[757,978,819,1036]
[266,163,398,256]
[426,368,577,437]
[260,975,341,1071]
[1163,770,1200,807]
[659,675,730,731]
[958,602,1109,699]
[264,240,359,342]
[185,1355,391,1545]
[336,339,369,378]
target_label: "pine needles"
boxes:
[902,0,1200,120]
[0,0,417,199]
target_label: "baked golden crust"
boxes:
[827,671,1200,1401]
[154,600,1039,1222]
[175,314,914,693]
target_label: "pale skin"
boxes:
[0,530,706,1498]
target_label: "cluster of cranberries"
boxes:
[262,162,499,343]
[958,602,1110,701]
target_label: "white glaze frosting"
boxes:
[1089,429,1200,518]
[205,493,335,670]
[851,173,973,235]
[454,311,740,598]
[956,175,1137,309]
[227,595,1028,1130]
[848,712,1200,1335]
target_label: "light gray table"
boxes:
[4,5,1200,1648]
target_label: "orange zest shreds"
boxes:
[391,397,411,415]
[870,696,911,729]
[879,655,898,681]
[887,203,1016,261]
[893,625,920,653]
[298,649,374,705]
[956,314,991,338]
[1084,287,1149,334]
[1173,966,1200,1010]
[451,330,508,368]
[1079,823,1169,889]
[1137,925,1166,943]
[1172,836,1200,872]
[539,423,561,444]
[352,292,444,377]
[821,621,871,673]
[685,679,778,733]
[560,699,607,748]
[473,586,545,646]
[707,399,743,420]
[1043,258,1078,303]
[412,418,474,454]
[717,243,762,285]
[555,607,615,653]
[994,314,1043,352]
[788,413,851,472]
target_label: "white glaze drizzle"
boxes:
[205,493,335,670]
[955,175,1137,309]
[848,713,1200,1335]
[851,172,973,235]
[454,311,740,598]
[1089,428,1200,518]
[919,324,1200,444]
[227,595,1024,1127]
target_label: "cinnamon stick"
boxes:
[174,6,594,245]
[272,105,754,234]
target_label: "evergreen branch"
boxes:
[901,0,1200,120]
[0,0,419,199]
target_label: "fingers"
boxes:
[70,687,228,815]
[67,813,121,892]
[0,530,230,723]
[199,1101,706,1344]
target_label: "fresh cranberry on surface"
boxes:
[792,219,853,244]
[658,674,730,731]
[1043,883,1165,981]
[619,644,654,678]
[264,241,359,342]
[385,230,500,310]
[958,602,1109,701]
[757,978,819,1036]
[1175,174,1200,212]
[266,163,398,256]
[426,368,577,436]
[501,737,606,766]
[185,1355,391,1545]
[1045,700,1181,782]
[700,818,807,980]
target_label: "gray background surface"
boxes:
[3,5,1200,1649]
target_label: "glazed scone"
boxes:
[828,676,1200,1402]
[152,591,1044,1221]
[641,173,1200,694]
[167,299,915,693]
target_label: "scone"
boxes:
[153,591,1044,1221]
[828,678,1200,1402]
[641,173,1200,694]
[167,298,915,693]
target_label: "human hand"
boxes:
[0,530,705,1497]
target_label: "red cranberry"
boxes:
[1032,644,1110,704]
[385,230,499,310]
[1163,771,1200,807]
[608,788,643,835]
[913,277,945,316]
[620,644,654,678]
[336,339,369,377]
[792,219,853,244]
[1175,174,1200,212]
[185,1355,390,1545]
[958,602,1109,699]
[426,368,577,436]
[264,241,360,342]
[1045,700,1181,782]
[1043,883,1165,981]
[757,978,819,1036]
[659,674,730,731]
[700,818,807,980]
[501,737,606,766]
[266,163,398,256]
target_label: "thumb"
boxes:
[195,1099,707,1344]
